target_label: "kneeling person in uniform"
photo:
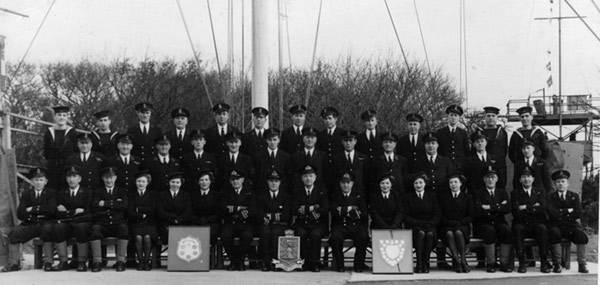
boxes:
[328,171,369,273]
[90,167,129,272]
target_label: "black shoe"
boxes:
[91,262,102,273]
[115,261,126,272]
[1,264,20,272]
[499,264,512,273]
[261,263,271,272]
[527,261,536,267]
[226,263,237,271]
[43,262,53,272]
[423,264,430,273]
[68,260,78,269]
[461,261,470,273]
[52,261,69,271]
[578,264,589,273]
[476,261,486,269]
[552,263,562,273]
[540,263,551,273]
[248,261,259,269]
[486,263,496,273]
[517,263,527,273]
[126,260,138,269]
[354,267,363,273]
[77,262,87,272]
[238,263,246,271]
[437,262,451,270]
[453,261,461,273]
[137,262,144,271]
[336,267,345,272]
[311,265,320,272]
[360,263,370,270]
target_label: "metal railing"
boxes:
[506,94,599,116]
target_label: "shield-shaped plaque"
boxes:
[273,229,304,271]
[371,229,413,274]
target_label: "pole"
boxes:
[252,0,273,129]
[277,0,284,129]
[558,0,563,139]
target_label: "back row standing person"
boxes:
[508,106,549,164]
[90,110,119,158]
[317,107,346,196]
[280,105,308,155]
[356,109,383,192]
[166,108,193,162]
[480,106,508,189]
[241,107,269,156]
[127,102,162,163]
[44,106,78,190]
[205,103,241,157]
[397,113,426,166]
[436,105,470,172]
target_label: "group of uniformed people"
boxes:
[0,101,589,275]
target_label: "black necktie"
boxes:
[388,156,392,164]
[411,136,416,147]
[418,193,422,200]
[328,129,332,137]
[71,190,75,198]
[270,151,275,159]
[36,192,40,199]
[489,191,494,198]
[178,131,183,141]
[561,193,566,201]
[454,193,458,199]
[82,154,86,163]
[272,194,276,200]
[369,131,374,141]
[231,154,235,164]
[142,126,147,135]
[296,128,300,136]
[306,151,311,158]
[306,190,311,197]
[347,153,352,163]
[124,157,128,165]
[220,127,225,137]
[108,189,112,196]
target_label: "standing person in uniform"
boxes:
[105,133,144,194]
[436,105,470,172]
[372,132,407,194]
[513,140,552,193]
[328,171,369,273]
[219,169,257,271]
[190,171,221,245]
[280,104,308,155]
[90,110,119,158]
[472,166,512,273]
[254,128,292,195]
[89,167,129,272]
[65,133,106,191]
[480,106,508,189]
[464,130,501,193]
[398,113,426,167]
[146,135,181,192]
[291,127,325,189]
[511,166,551,274]
[369,172,403,229]
[403,172,441,273]
[127,102,162,163]
[317,107,346,195]
[50,166,93,272]
[547,170,589,273]
[128,171,158,271]
[291,164,328,272]
[181,130,217,191]
[166,108,193,162]
[356,109,383,161]
[332,130,369,194]
[241,107,269,156]
[157,172,192,245]
[416,132,454,194]
[438,173,474,273]
[1,168,56,272]
[257,170,291,271]
[44,106,77,191]
[216,131,255,189]
[508,106,549,164]
[205,103,241,157]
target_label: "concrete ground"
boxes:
[0,254,597,285]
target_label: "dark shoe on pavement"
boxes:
[91,262,102,273]
[423,263,430,273]
[261,263,271,272]
[226,263,237,271]
[354,267,363,273]
[540,263,551,273]
[52,261,69,271]
[499,264,512,273]
[1,264,20,272]
[553,263,562,273]
[126,260,138,269]
[311,265,320,272]
[43,262,53,272]
[527,261,536,267]
[461,261,470,273]
[68,260,78,269]
[115,261,126,272]
[476,261,486,269]
[517,263,527,273]
[238,263,246,271]
[77,262,87,272]
[336,267,345,273]
[486,263,496,273]
[578,264,589,273]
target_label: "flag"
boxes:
[547,75,553,87]
[546,61,552,71]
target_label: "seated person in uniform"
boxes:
[190,171,221,245]
[1,168,56,272]
[89,167,129,272]
[157,172,192,244]
[50,166,93,272]
[257,170,291,271]
[328,171,369,273]
[369,172,403,229]
[128,170,158,271]
[547,170,589,273]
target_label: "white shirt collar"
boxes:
[139,122,150,129]
[159,154,169,163]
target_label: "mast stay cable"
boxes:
[383,0,410,69]
[412,0,432,78]
[304,0,324,107]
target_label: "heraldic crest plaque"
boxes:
[167,226,210,271]
[273,229,304,271]
[371,229,413,274]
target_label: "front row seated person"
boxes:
[157,172,192,245]
[369,172,403,230]
[190,170,222,245]
[547,170,589,273]
[128,170,158,271]
[2,168,56,272]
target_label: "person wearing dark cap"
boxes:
[44,106,77,191]
[216,131,255,190]
[416,132,455,194]
[463,130,502,192]
[438,173,474,273]
[480,106,508,188]
[105,133,145,194]
[219,169,257,271]
[291,164,329,272]
[241,107,269,155]
[511,166,551,274]
[328,171,369,273]
[90,110,119,158]
[90,167,129,272]
[127,170,158,271]
[317,107,346,194]
[436,104,470,172]
[291,127,326,189]
[256,170,291,271]
[190,171,221,247]
[356,109,383,161]
[181,130,217,190]
[254,128,292,195]
[126,102,163,163]
[332,130,369,196]
[65,132,107,191]
[472,165,512,273]
[280,104,309,155]
[146,135,181,191]
[513,139,551,193]
[508,106,549,164]
[1,168,56,272]
[547,170,589,273]
[371,132,407,194]
[369,172,403,230]
[50,165,93,272]
[204,103,241,157]
[402,172,441,273]
[157,172,192,245]
[165,108,193,162]
[398,113,426,166]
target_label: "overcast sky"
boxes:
[1,0,599,112]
